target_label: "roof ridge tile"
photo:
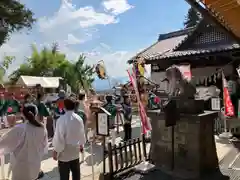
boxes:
[158,26,196,41]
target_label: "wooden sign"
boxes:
[96,108,110,136]
[211,97,221,111]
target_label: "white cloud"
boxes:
[90,51,134,77]
[65,34,83,45]
[0,0,135,78]
[38,1,118,31]
[84,44,135,77]
[86,49,151,78]
[102,0,134,15]
[99,43,111,51]
[0,33,33,77]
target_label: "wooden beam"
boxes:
[184,0,240,44]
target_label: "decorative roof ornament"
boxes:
[95,61,107,79]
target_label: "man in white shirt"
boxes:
[52,98,86,180]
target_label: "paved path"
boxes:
[0,116,234,180]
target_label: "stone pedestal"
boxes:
[148,110,219,179]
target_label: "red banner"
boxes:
[222,72,234,117]
[127,67,151,134]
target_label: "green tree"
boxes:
[73,54,95,92]
[0,0,36,46]
[184,7,201,28]
[0,55,15,83]
[8,44,94,93]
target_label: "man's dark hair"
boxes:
[24,93,31,100]
[64,98,75,111]
[75,101,80,109]
[37,93,43,101]
[36,84,41,88]
[23,104,43,127]
[78,93,85,100]
[105,95,112,102]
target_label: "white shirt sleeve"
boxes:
[52,117,65,153]
[0,125,24,156]
[43,128,49,155]
[78,115,86,145]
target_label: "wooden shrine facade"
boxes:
[129,19,240,91]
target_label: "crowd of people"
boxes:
[0,89,133,180]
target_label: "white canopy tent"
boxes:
[16,76,62,88]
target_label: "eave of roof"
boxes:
[145,16,240,62]
[147,44,240,61]
[200,0,240,40]
[127,26,196,64]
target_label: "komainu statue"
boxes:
[162,65,204,126]
[165,65,196,99]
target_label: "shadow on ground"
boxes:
[84,143,104,166]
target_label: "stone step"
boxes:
[220,147,240,169]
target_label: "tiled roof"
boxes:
[147,43,240,61]
[128,27,195,63]
[140,35,187,58]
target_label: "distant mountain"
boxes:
[93,76,129,91]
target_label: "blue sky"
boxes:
[0,0,190,83]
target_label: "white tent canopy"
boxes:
[16,76,62,88]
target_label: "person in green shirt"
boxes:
[0,93,7,128]
[6,93,21,127]
[0,93,6,115]
[6,93,20,115]
[103,95,117,145]
[36,93,50,123]
[103,95,117,129]
[75,94,86,124]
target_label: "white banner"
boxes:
[237,67,240,78]
[211,97,221,111]
[177,64,192,81]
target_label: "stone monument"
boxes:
[148,65,219,179]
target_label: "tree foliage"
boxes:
[184,7,201,28]
[0,0,36,46]
[0,55,15,83]
[9,44,95,93]
[74,54,95,90]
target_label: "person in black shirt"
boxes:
[121,95,132,141]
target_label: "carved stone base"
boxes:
[148,110,219,178]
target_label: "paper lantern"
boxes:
[7,107,13,113]
[138,63,145,76]
[95,62,106,79]
[154,96,160,104]
[57,100,64,110]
